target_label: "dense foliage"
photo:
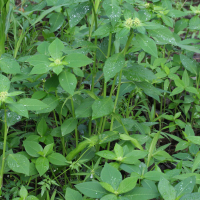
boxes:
[1,0,200,199]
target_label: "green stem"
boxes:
[71,98,78,147]
[0,103,8,189]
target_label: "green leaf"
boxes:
[192,153,200,172]
[59,71,77,95]
[120,134,143,150]
[148,27,176,45]
[185,125,195,136]
[117,177,137,194]
[123,64,156,82]
[136,34,158,58]
[69,2,91,28]
[100,182,115,193]
[182,70,190,87]
[36,96,59,114]
[23,141,43,157]
[49,12,65,32]
[26,196,39,200]
[177,44,200,54]
[37,118,48,136]
[180,193,200,200]
[114,143,124,158]
[189,15,200,30]
[103,53,125,83]
[99,131,119,144]
[7,154,30,176]
[18,98,49,111]
[48,38,64,59]
[161,15,173,28]
[92,97,114,120]
[64,53,93,68]
[158,176,176,200]
[180,54,197,75]
[123,151,148,164]
[93,23,112,37]
[175,176,195,197]
[19,186,28,199]
[170,87,184,96]
[61,117,78,136]
[0,57,21,74]
[135,82,161,102]
[36,157,49,176]
[174,19,189,33]
[187,136,200,145]
[8,103,28,118]
[0,74,10,92]
[47,153,67,166]
[96,150,116,160]
[102,0,121,27]
[43,143,54,157]
[65,187,82,200]
[75,182,108,198]
[75,99,94,118]
[101,194,117,200]
[125,187,159,200]
[37,41,50,56]
[101,163,122,190]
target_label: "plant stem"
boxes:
[0,104,8,189]
[71,97,78,147]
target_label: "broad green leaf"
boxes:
[170,87,184,96]
[37,41,50,56]
[7,154,30,176]
[93,23,112,37]
[65,187,82,200]
[182,70,190,87]
[64,53,93,68]
[158,177,176,200]
[92,97,114,120]
[136,34,158,58]
[48,38,64,59]
[123,151,148,164]
[101,194,117,200]
[189,15,200,30]
[28,54,50,66]
[135,82,161,102]
[59,71,77,95]
[96,150,116,160]
[180,193,200,200]
[175,176,195,197]
[61,117,78,136]
[0,74,10,92]
[102,0,121,27]
[100,182,115,193]
[75,182,108,198]
[187,136,200,145]
[47,153,67,166]
[18,98,49,111]
[0,57,21,74]
[36,157,49,176]
[37,118,48,136]
[123,64,156,82]
[99,131,119,144]
[75,99,94,118]
[8,103,28,118]
[125,187,159,200]
[141,179,158,193]
[117,177,137,194]
[49,12,65,32]
[101,163,122,190]
[161,15,173,28]
[43,143,54,157]
[185,125,195,136]
[23,141,43,157]
[103,53,125,83]
[26,196,39,200]
[69,2,91,27]
[174,19,189,33]
[114,143,124,158]
[120,134,143,150]
[177,44,200,54]
[192,154,200,172]
[19,186,28,199]
[36,96,59,114]
[180,54,197,74]
[148,27,176,45]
